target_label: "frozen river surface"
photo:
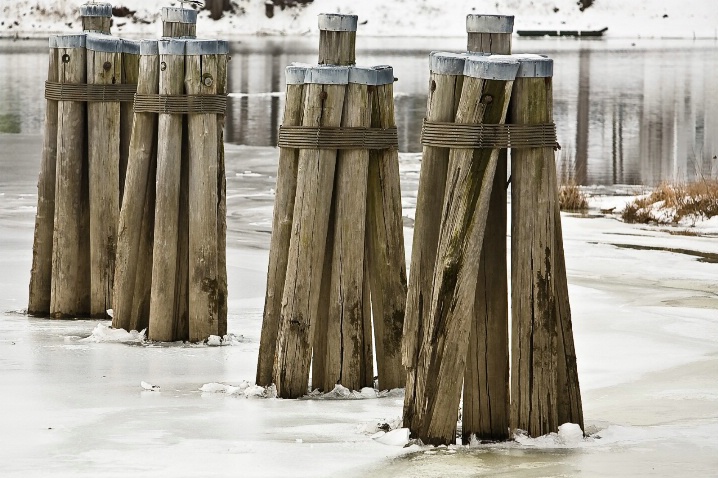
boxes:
[1,134,718,477]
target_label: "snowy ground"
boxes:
[1,0,718,39]
[1,133,717,476]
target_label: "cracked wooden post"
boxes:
[274,66,348,398]
[50,34,90,318]
[148,39,185,342]
[410,55,519,446]
[366,65,407,391]
[403,52,465,432]
[120,40,140,207]
[112,40,159,333]
[216,48,229,339]
[317,14,357,66]
[186,39,228,341]
[509,55,584,435]
[81,3,112,35]
[161,7,197,39]
[28,38,59,315]
[462,13,514,443]
[86,34,122,318]
[319,66,374,392]
[256,65,307,386]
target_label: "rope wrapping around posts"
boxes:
[463,13,513,443]
[274,66,349,398]
[149,39,185,342]
[466,14,513,55]
[120,40,140,208]
[318,14,358,66]
[28,38,59,315]
[112,40,159,333]
[162,7,198,39]
[50,34,90,318]
[257,65,307,387]
[86,34,122,319]
[186,39,227,342]
[319,66,375,392]
[509,55,565,437]
[81,3,112,34]
[403,52,466,433]
[411,55,519,446]
[366,65,407,391]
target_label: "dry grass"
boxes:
[621,179,718,224]
[559,182,589,212]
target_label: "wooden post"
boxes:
[86,34,122,319]
[403,52,465,432]
[462,13,514,443]
[510,55,561,437]
[365,65,407,391]
[81,3,112,34]
[112,40,159,332]
[274,66,348,398]
[28,38,59,315]
[216,49,229,338]
[319,67,374,392]
[466,14,513,55]
[120,40,140,207]
[256,65,307,386]
[162,7,197,39]
[148,39,185,342]
[317,14,357,66]
[410,56,519,446]
[186,39,227,342]
[51,34,90,318]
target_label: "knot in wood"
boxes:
[430,80,436,92]
[319,91,328,101]
[481,94,493,104]
[103,61,112,71]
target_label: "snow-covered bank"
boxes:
[2,0,717,39]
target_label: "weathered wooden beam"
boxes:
[466,14,513,56]
[317,14,357,66]
[403,52,465,433]
[120,40,140,209]
[216,49,229,338]
[81,3,112,35]
[161,7,197,39]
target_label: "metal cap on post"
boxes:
[317,13,358,32]
[429,52,467,75]
[122,39,141,55]
[305,66,350,85]
[86,33,123,53]
[372,65,395,85]
[318,13,358,66]
[81,3,113,34]
[464,54,519,80]
[158,38,187,56]
[466,14,514,54]
[53,34,87,50]
[162,6,198,39]
[285,64,308,85]
[514,54,554,78]
[139,39,159,56]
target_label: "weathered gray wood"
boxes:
[257,78,306,386]
[413,69,517,446]
[366,79,407,391]
[510,73,559,438]
[317,14,357,66]
[216,53,229,338]
[148,45,185,341]
[112,45,158,332]
[163,22,197,39]
[274,78,347,399]
[322,81,371,392]
[187,51,220,342]
[82,17,111,34]
[173,116,191,341]
[87,41,122,318]
[403,59,464,432]
[28,45,58,316]
[463,18,512,443]
[51,39,89,318]
[311,201,334,391]
[120,47,140,208]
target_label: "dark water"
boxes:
[1,36,717,186]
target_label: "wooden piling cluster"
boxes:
[403,14,583,445]
[112,38,229,342]
[257,13,408,398]
[28,30,139,319]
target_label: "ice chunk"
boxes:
[374,428,410,446]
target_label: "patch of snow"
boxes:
[140,381,160,391]
[79,323,145,343]
[373,428,410,447]
[199,381,277,398]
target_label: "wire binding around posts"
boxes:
[278,125,398,150]
[133,93,228,114]
[420,120,560,150]
[44,81,137,102]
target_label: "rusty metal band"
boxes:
[133,94,228,114]
[44,81,137,102]
[421,119,560,149]
[278,126,398,150]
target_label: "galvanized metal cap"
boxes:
[305,65,350,85]
[514,54,553,78]
[140,39,159,56]
[53,34,87,49]
[285,64,308,84]
[80,3,113,17]
[48,36,58,48]
[318,13,358,32]
[161,6,198,24]
[185,39,229,55]
[86,33,122,53]
[430,51,467,75]
[466,14,514,34]
[464,54,519,80]
[348,66,378,85]
[373,65,394,85]
[122,39,140,55]
[158,38,186,56]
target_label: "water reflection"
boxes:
[1,37,717,185]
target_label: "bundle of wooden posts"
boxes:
[402,14,583,445]
[256,14,408,399]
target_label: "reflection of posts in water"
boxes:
[575,48,590,185]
